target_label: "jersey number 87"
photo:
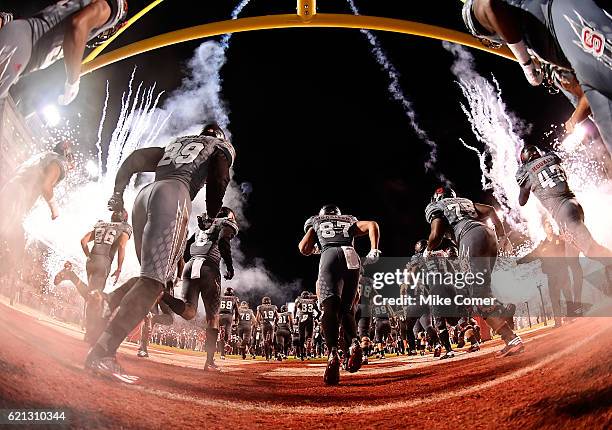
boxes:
[319,221,351,238]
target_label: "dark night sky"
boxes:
[8,1,574,292]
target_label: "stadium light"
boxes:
[42,104,61,127]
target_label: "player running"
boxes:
[85,123,234,383]
[0,0,127,104]
[237,301,256,359]
[256,296,278,361]
[79,209,131,343]
[425,186,523,357]
[161,207,238,371]
[0,142,74,305]
[517,146,612,295]
[218,287,240,359]
[299,204,381,385]
[275,304,293,360]
[293,291,319,361]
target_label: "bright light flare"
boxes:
[85,160,99,178]
[42,104,61,127]
[560,122,587,152]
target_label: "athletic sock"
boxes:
[497,324,518,344]
[439,328,452,352]
[205,327,219,364]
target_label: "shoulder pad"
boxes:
[214,139,236,167]
[304,216,316,233]
[425,202,444,224]
[515,165,528,187]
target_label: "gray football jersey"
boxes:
[155,135,235,200]
[26,0,127,73]
[257,304,277,324]
[238,308,255,326]
[219,295,239,315]
[90,221,132,259]
[425,197,485,243]
[277,311,292,329]
[304,214,358,251]
[295,298,317,320]
[189,217,238,264]
[516,153,575,217]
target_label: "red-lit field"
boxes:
[1,299,611,429]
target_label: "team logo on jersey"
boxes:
[581,27,605,58]
[565,11,612,69]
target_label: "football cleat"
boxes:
[204,361,222,373]
[496,336,524,358]
[324,349,341,386]
[468,343,480,353]
[433,344,442,358]
[440,351,455,360]
[347,339,364,373]
[137,350,149,358]
[86,356,139,384]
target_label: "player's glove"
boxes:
[58,79,81,106]
[363,249,382,265]
[107,191,124,212]
[197,214,214,231]
[508,41,542,86]
[224,265,235,280]
[312,244,321,255]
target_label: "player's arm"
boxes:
[60,0,111,104]
[518,185,531,206]
[183,233,196,263]
[474,204,506,237]
[111,232,130,284]
[219,226,236,280]
[206,149,232,219]
[427,218,448,251]
[176,257,185,281]
[41,161,63,220]
[256,307,262,325]
[80,230,94,257]
[472,0,522,43]
[355,221,380,250]
[233,303,240,324]
[298,228,318,256]
[109,147,165,211]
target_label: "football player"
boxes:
[461,0,612,152]
[0,142,74,306]
[275,304,293,360]
[161,207,238,371]
[256,296,278,361]
[86,123,234,382]
[299,204,380,385]
[237,301,255,359]
[79,209,131,343]
[517,145,612,296]
[425,186,523,357]
[218,287,240,359]
[0,0,128,104]
[293,291,319,361]
[372,302,394,359]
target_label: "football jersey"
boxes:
[155,135,235,199]
[238,308,255,326]
[425,197,486,243]
[12,152,68,208]
[219,295,239,315]
[516,153,575,217]
[26,0,127,73]
[90,221,132,259]
[372,303,391,319]
[277,311,292,330]
[257,304,277,324]
[358,276,374,316]
[188,217,238,265]
[295,297,317,321]
[304,214,358,251]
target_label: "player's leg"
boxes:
[162,260,200,320]
[0,21,33,99]
[86,183,190,377]
[547,275,564,327]
[462,227,523,356]
[340,267,361,369]
[137,312,151,357]
[200,265,221,370]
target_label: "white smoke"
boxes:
[444,42,612,304]
[346,0,448,184]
